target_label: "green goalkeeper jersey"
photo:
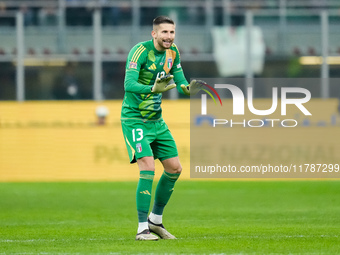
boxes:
[121,39,188,122]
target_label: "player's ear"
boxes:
[151,30,156,38]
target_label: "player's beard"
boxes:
[156,37,174,50]
[162,39,173,49]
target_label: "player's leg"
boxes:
[148,120,181,239]
[148,157,181,239]
[151,156,182,220]
[121,121,158,240]
[135,156,159,240]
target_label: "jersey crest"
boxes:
[136,143,142,153]
[167,58,173,69]
[163,49,176,74]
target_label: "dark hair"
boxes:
[153,16,175,26]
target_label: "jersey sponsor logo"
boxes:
[176,63,181,69]
[148,63,157,70]
[168,58,173,69]
[136,143,142,153]
[129,61,137,69]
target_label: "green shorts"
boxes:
[121,119,178,163]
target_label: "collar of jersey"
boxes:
[150,39,167,55]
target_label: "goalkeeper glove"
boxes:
[180,79,206,96]
[151,73,176,93]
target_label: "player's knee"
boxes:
[174,164,182,174]
[164,164,182,174]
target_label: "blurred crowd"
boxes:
[0,0,332,27]
[0,2,57,26]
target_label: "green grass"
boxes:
[0,181,340,254]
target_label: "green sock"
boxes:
[136,170,155,223]
[152,171,180,216]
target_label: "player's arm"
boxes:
[170,44,205,96]
[172,62,205,96]
[124,71,153,94]
[172,69,188,95]
[171,47,205,96]
[172,67,206,96]
[170,45,189,95]
[125,70,175,94]
[124,44,153,94]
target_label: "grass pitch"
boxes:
[0,180,339,254]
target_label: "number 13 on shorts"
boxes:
[132,128,143,142]
[121,122,151,163]
[121,120,178,163]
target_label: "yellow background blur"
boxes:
[1,99,339,181]
[0,100,190,181]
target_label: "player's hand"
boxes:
[180,79,206,96]
[151,73,176,93]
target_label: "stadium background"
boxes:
[1,0,340,181]
[1,1,340,254]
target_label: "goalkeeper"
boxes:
[121,16,204,241]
